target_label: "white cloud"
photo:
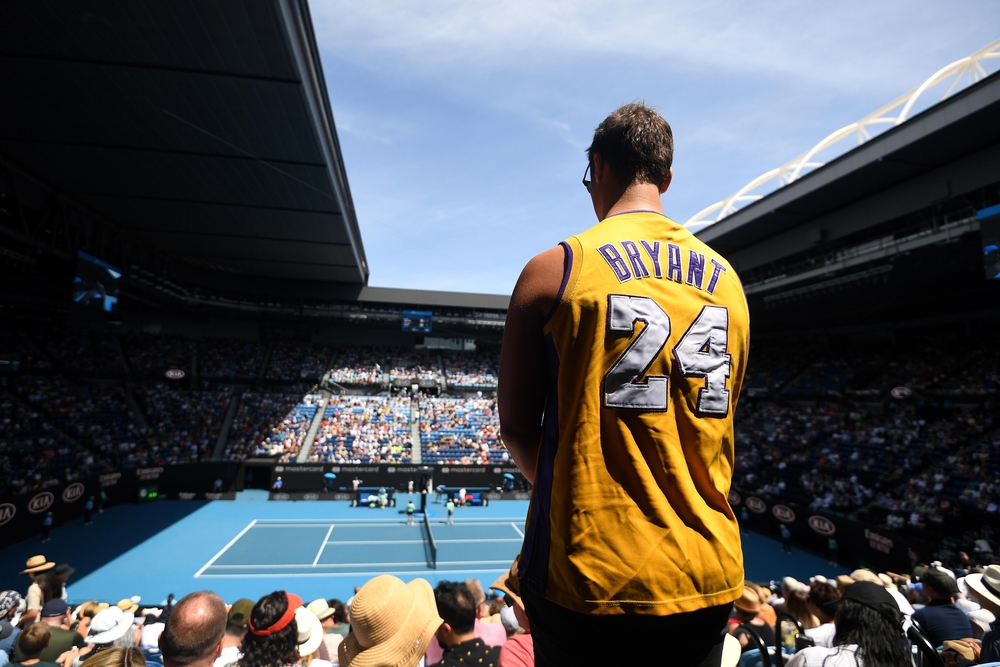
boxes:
[312,0,998,94]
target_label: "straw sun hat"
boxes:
[966,564,1000,609]
[21,556,55,574]
[338,575,442,667]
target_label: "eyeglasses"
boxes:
[503,594,516,608]
[582,163,592,192]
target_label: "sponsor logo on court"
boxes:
[441,467,450,473]
[333,493,352,500]
[275,466,284,472]
[493,468,502,474]
[772,505,796,523]
[62,483,85,503]
[29,492,55,513]
[330,467,341,473]
[0,503,15,526]
[808,515,836,536]
[513,492,530,500]
[179,492,197,500]
[303,493,319,500]
[165,369,185,380]
[745,496,766,514]
[728,491,741,506]
[387,468,395,473]
[273,493,290,500]
[485,493,502,500]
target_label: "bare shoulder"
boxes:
[510,245,567,319]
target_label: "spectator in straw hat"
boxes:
[966,564,1000,662]
[338,575,442,667]
[729,585,775,650]
[292,607,325,667]
[304,600,340,664]
[20,557,55,625]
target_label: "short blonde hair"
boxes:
[81,646,147,667]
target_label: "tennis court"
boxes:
[195,516,524,579]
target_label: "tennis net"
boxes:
[423,512,437,569]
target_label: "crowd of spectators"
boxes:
[4,553,1000,667]
[443,352,498,389]
[121,334,197,379]
[252,393,323,462]
[266,343,331,381]
[309,395,412,464]
[420,395,505,465]
[199,340,266,380]
[224,390,306,461]
[388,350,441,384]
[139,385,232,462]
[328,347,385,386]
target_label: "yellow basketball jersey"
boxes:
[519,211,748,616]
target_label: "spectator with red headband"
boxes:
[240,592,307,667]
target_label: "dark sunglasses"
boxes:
[503,593,516,608]
[582,163,592,192]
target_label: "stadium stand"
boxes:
[309,395,413,464]
[420,395,504,465]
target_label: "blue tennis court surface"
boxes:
[0,492,846,605]
[196,518,524,578]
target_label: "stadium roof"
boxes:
[0,0,369,286]
[696,70,1000,274]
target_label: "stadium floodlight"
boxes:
[686,38,1000,231]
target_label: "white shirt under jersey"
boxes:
[804,623,836,648]
[786,645,862,667]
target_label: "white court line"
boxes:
[254,517,527,523]
[436,538,522,543]
[325,540,424,545]
[253,524,334,528]
[321,538,520,545]
[194,520,257,578]
[510,522,524,538]
[205,559,514,571]
[432,521,526,526]
[312,524,335,566]
[197,569,509,579]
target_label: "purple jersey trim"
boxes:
[542,241,573,326]
[519,333,560,596]
[604,209,667,219]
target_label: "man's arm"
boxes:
[498,245,565,485]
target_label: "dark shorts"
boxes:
[523,584,731,666]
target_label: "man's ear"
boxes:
[659,168,673,194]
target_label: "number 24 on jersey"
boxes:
[603,294,732,416]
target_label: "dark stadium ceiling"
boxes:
[0,0,369,286]
[698,71,1000,275]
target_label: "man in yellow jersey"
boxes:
[498,103,748,666]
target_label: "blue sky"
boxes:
[310,2,999,295]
